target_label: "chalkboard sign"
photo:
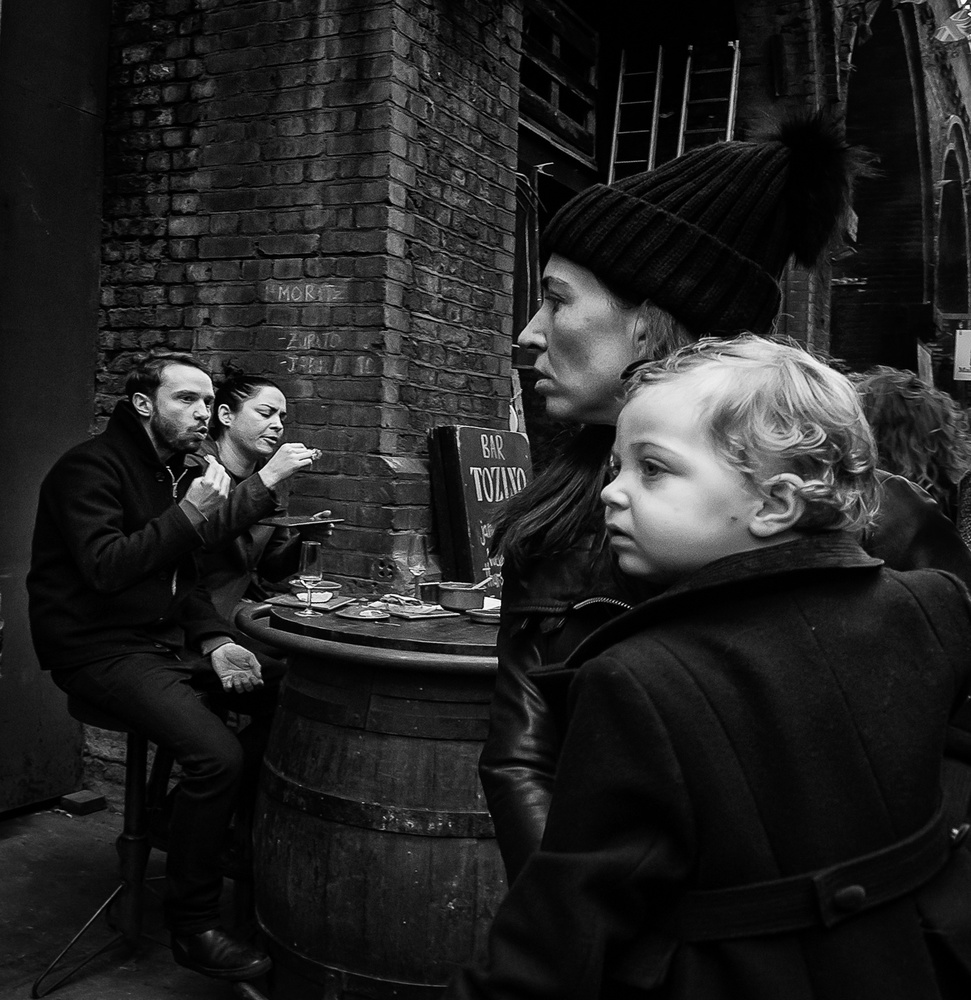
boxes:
[428,425,532,587]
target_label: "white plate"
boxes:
[292,591,333,605]
[336,606,391,621]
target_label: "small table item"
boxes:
[256,515,345,528]
[386,605,460,620]
[466,607,501,624]
[335,606,391,621]
[265,593,356,613]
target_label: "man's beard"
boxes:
[150,410,204,453]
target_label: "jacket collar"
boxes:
[662,531,880,599]
[104,398,191,474]
[558,533,882,673]
[194,436,222,475]
[505,532,657,612]
[196,435,264,482]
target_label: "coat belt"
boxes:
[664,801,953,941]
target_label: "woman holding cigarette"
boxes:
[197,369,323,621]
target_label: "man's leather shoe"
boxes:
[171,927,271,980]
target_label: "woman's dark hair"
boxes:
[210,367,283,439]
[125,352,210,401]
[491,424,616,574]
[856,365,971,519]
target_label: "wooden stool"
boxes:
[32,694,267,999]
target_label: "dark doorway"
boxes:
[831,4,929,372]
[0,0,109,811]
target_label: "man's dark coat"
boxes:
[27,399,275,669]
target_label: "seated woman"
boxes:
[197,370,321,623]
[191,371,324,865]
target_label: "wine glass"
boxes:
[406,535,428,601]
[295,541,324,617]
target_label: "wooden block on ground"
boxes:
[59,790,107,815]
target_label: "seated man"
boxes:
[26,352,308,981]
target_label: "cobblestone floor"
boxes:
[0,804,269,1000]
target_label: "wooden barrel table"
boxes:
[237,604,505,1000]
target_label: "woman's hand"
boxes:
[258,443,321,489]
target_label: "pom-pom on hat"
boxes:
[540,113,868,337]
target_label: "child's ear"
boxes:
[749,473,807,538]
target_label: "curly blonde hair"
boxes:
[856,366,971,517]
[623,335,879,534]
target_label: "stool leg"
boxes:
[30,889,127,998]
[233,983,270,999]
[31,733,152,997]
[109,733,150,943]
[146,745,176,849]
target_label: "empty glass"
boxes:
[295,540,324,617]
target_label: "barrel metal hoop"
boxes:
[261,766,497,839]
[259,922,450,998]
[279,684,368,729]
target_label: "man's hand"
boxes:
[185,456,231,516]
[258,443,321,489]
[211,643,264,693]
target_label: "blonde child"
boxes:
[449,336,971,1000]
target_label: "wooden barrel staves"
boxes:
[253,643,506,999]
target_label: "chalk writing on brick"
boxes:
[285,332,343,351]
[261,282,346,303]
[281,355,339,375]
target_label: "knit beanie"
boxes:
[540,114,865,337]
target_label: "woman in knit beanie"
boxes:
[498,114,866,578]
[480,113,971,886]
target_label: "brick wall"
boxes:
[102,0,521,593]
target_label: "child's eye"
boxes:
[606,459,620,481]
[640,459,664,478]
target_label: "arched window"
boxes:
[937,136,971,316]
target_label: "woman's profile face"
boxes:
[518,254,642,425]
[219,386,287,461]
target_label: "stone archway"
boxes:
[934,120,971,393]
[937,122,971,317]
[830,2,932,372]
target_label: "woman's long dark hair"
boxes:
[492,424,616,575]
